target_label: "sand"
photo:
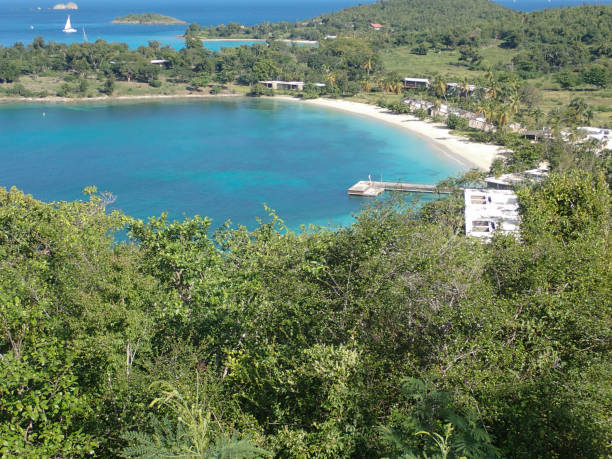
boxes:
[277,97,504,171]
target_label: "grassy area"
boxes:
[0,76,248,101]
[380,41,517,80]
[381,43,612,127]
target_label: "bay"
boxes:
[0,98,464,229]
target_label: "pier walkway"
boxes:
[348,180,451,197]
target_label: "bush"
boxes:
[446,113,468,130]
[150,79,162,88]
[209,85,222,95]
[5,84,34,97]
[413,108,428,119]
[247,83,272,97]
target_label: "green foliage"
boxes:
[380,378,499,458]
[0,336,97,456]
[121,381,268,458]
[101,77,115,95]
[582,64,610,89]
[446,113,468,130]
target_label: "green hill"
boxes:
[316,0,518,36]
[111,13,186,25]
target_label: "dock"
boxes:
[348,180,451,197]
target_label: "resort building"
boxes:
[468,117,495,132]
[259,80,305,91]
[464,189,520,240]
[445,82,477,95]
[485,165,548,190]
[403,78,430,89]
[578,127,612,150]
[403,98,433,111]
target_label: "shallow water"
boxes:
[0,98,464,229]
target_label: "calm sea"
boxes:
[0,99,464,228]
[1,0,610,49]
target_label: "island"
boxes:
[110,13,186,25]
[52,2,78,9]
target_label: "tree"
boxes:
[582,65,609,89]
[101,77,115,95]
[189,74,211,91]
[252,58,280,81]
[566,97,593,126]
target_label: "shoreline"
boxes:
[202,38,266,42]
[0,92,501,170]
[0,93,243,105]
[274,97,502,171]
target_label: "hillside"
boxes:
[316,0,518,37]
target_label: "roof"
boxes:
[464,189,520,240]
[259,80,304,85]
[403,77,430,83]
[370,23,383,28]
[485,166,548,188]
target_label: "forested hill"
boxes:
[309,0,611,50]
[315,0,519,37]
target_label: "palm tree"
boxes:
[361,58,373,77]
[326,71,337,88]
[476,101,494,123]
[567,97,593,126]
[458,78,469,100]
[361,79,373,92]
[431,75,447,100]
[496,105,512,129]
[507,91,521,115]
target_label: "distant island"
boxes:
[52,2,78,9]
[111,13,186,25]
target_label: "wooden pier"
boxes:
[347,180,451,197]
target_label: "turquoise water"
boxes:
[0,98,464,229]
[0,0,374,49]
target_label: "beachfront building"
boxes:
[259,80,305,91]
[403,78,430,89]
[468,116,495,132]
[445,82,477,96]
[485,165,548,190]
[464,189,520,240]
[578,127,612,150]
[403,98,433,111]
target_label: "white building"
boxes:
[259,80,305,91]
[403,77,430,89]
[578,127,612,150]
[464,189,520,240]
[485,165,548,190]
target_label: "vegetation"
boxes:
[1,159,610,457]
[1,1,612,454]
[111,13,187,25]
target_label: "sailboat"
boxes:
[83,27,88,42]
[62,15,77,33]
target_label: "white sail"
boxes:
[62,15,77,33]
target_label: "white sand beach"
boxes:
[278,97,504,171]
